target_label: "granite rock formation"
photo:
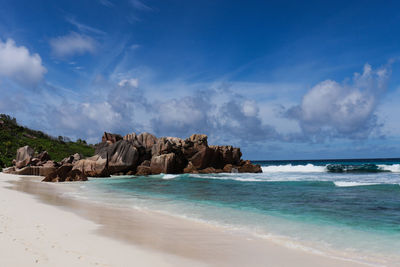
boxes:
[4,132,262,182]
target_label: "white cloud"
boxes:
[50,32,96,58]
[0,39,47,86]
[65,17,106,35]
[287,63,390,139]
[130,0,152,11]
[242,100,259,117]
[118,78,139,88]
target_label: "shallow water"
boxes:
[65,159,400,265]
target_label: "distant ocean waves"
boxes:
[260,163,400,173]
[62,158,400,265]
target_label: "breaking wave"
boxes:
[261,163,400,173]
[261,164,326,173]
[333,182,380,187]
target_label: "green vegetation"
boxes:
[0,114,94,171]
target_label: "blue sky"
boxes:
[1,0,400,159]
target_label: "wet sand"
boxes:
[0,173,375,266]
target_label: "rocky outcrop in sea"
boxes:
[3,132,262,182]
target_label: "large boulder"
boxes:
[151,137,184,156]
[189,146,217,169]
[137,133,158,149]
[64,169,87,182]
[188,134,208,146]
[43,165,87,182]
[43,164,73,182]
[136,160,152,176]
[72,155,109,177]
[150,153,181,174]
[102,132,122,144]
[123,132,144,148]
[238,160,262,173]
[60,153,82,165]
[182,134,209,159]
[107,140,139,174]
[124,132,157,163]
[15,146,34,169]
[136,166,152,176]
[123,132,138,142]
[76,140,140,176]
[183,162,198,174]
[39,160,58,176]
[37,151,51,162]
[209,146,242,166]
[2,167,15,174]
[14,166,41,175]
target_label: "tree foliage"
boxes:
[0,114,95,171]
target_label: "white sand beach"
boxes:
[0,173,375,267]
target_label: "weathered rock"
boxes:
[137,132,158,149]
[140,160,151,167]
[64,169,88,182]
[72,155,109,177]
[102,132,122,144]
[189,146,216,169]
[106,140,139,174]
[37,151,51,162]
[136,165,152,176]
[150,153,180,174]
[60,153,82,165]
[238,160,262,173]
[151,137,184,156]
[30,158,40,166]
[42,164,73,182]
[39,160,58,176]
[188,134,208,146]
[14,166,41,175]
[223,164,233,173]
[2,166,15,174]
[209,146,242,166]
[182,134,209,159]
[15,146,34,169]
[123,132,138,142]
[183,161,198,174]
[43,165,87,182]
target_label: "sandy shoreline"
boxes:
[0,173,379,266]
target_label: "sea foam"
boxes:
[378,164,400,173]
[162,174,180,179]
[333,182,379,187]
[261,164,326,173]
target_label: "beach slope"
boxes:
[0,173,371,267]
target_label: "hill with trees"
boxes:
[0,114,94,171]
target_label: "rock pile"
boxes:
[2,146,86,182]
[3,132,262,182]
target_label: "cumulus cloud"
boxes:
[3,62,392,148]
[149,89,280,144]
[286,63,390,140]
[216,99,279,143]
[0,39,46,86]
[150,92,215,138]
[50,32,96,58]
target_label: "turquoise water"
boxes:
[67,159,400,264]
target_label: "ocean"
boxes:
[65,158,400,265]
